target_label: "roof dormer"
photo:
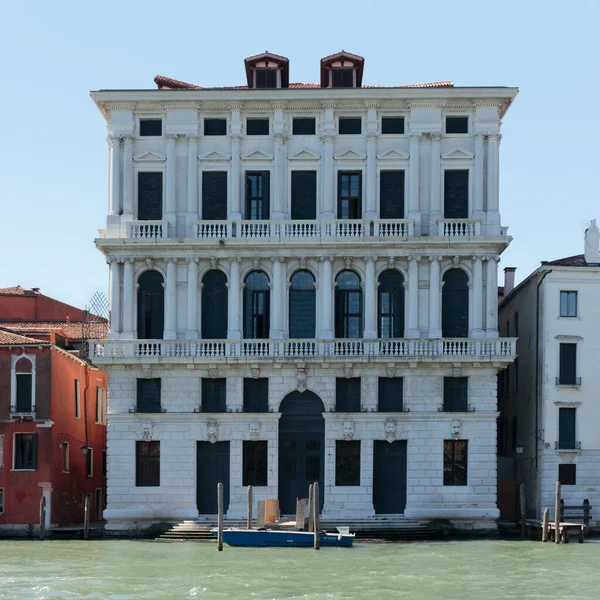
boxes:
[320,51,365,88]
[244,51,289,89]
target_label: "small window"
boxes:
[292,118,316,135]
[336,378,361,412]
[202,378,227,413]
[246,118,269,136]
[336,440,361,486]
[446,116,468,134]
[0,489,4,515]
[255,70,278,89]
[443,377,468,412]
[443,440,468,486]
[62,442,70,472]
[102,450,107,478]
[381,117,405,135]
[558,463,576,485]
[204,118,227,136]
[332,69,355,88]
[14,433,37,470]
[86,448,93,477]
[136,441,160,486]
[560,291,577,317]
[339,117,361,135]
[378,378,403,412]
[243,441,268,486]
[74,379,81,419]
[136,379,161,413]
[140,119,163,137]
[243,378,269,413]
[558,343,577,385]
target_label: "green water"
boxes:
[0,539,598,599]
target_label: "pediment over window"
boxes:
[242,149,274,161]
[334,149,367,161]
[133,151,166,162]
[288,148,321,161]
[377,148,410,161]
[441,148,474,160]
[199,150,231,161]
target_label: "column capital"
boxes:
[472,255,483,263]
[166,257,178,265]
[474,133,486,144]
[365,256,377,265]
[271,256,285,264]
[230,135,242,145]
[408,254,421,264]
[484,254,500,263]
[430,132,442,143]
[123,257,135,265]
[367,134,378,144]
[429,255,443,263]
[166,134,178,144]
[320,135,335,146]
[487,132,502,143]
[187,257,199,265]
[319,256,334,264]
[229,257,241,265]
[121,133,134,142]
[106,134,121,147]
[186,134,199,143]
[408,133,422,143]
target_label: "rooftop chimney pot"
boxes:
[584,219,600,264]
[504,267,516,296]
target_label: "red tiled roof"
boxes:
[0,328,44,345]
[0,285,39,296]
[0,321,109,340]
[544,254,598,267]
[154,75,203,90]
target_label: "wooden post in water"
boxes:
[519,483,527,539]
[554,481,561,544]
[308,484,314,532]
[541,508,549,542]
[217,482,224,551]
[39,496,46,540]
[247,485,253,530]
[83,494,90,540]
[583,499,590,530]
[313,482,320,550]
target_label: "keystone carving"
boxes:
[207,420,219,444]
[384,418,397,443]
[386,366,397,378]
[141,421,155,442]
[250,367,261,379]
[343,420,355,441]
[209,257,219,270]
[249,421,261,441]
[208,367,218,379]
[296,367,308,393]
[451,420,463,439]
[343,364,354,379]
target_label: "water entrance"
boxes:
[196,441,230,514]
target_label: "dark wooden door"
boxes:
[373,440,407,514]
[138,172,163,220]
[196,441,230,514]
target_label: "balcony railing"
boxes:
[90,337,516,362]
[555,440,581,450]
[438,219,482,237]
[126,220,168,239]
[556,376,582,386]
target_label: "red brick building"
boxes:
[0,287,108,535]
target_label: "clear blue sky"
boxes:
[1,0,598,309]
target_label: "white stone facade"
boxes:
[90,54,517,532]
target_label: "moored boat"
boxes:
[210,527,355,548]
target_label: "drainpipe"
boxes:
[83,364,90,478]
[535,268,551,473]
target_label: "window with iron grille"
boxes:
[201,378,226,413]
[443,440,468,486]
[136,441,160,486]
[136,379,161,413]
[378,378,403,412]
[558,463,576,485]
[204,118,227,136]
[335,440,361,486]
[381,117,405,134]
[336,378,361,412]
[560,291,577,317]
[445,116,468,134]
[140,119,162,136]
[292,118,316,135]
[443,377,468,411]
[243,441,268,486]
[246,118,269,136]
[14,433,37,470]
[338,117,361,135]
[243,378,269,413]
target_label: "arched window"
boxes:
[442,269,469,338]
[378,270,405,338]
[202,270,228,339]
[15,357,33,413]
[137,271,164,340]
[289,270,316,338]
[335,270,362,338]
[243,271,270,339]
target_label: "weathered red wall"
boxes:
[0,293,86,322]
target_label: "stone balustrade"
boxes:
[126,220,168,239]
[438,219,482,237]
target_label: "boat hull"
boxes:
[211,528,354,548]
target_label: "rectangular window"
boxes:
[558,343,577,385]
[136,378,161,413]
[255,69,277,89]
[15,374,33,412]
[446,116,468,134]
[443,440,468,486]
[338,171,362,219]
[14,433,37,470]
[74,379,81,418]
[202,171,228,220]
[338,117,361,135]
[136,441,160,486]
[102,450,107,478]
[139,119,162,137]
[246,118,269,136]
[138,172,163,221]
[381,117,405,135]
[336,378,361,412]
[335,440,361,486]
[444,170,469,219]
[443,377,468,412]
[558,407,576,450]
[378,378,403,412]
[243,441,268,486]
[560,291,577,317]
[96,387,106,423]
[86,448,93,477]
[204,118,227,136]
[558,463,576,485]
[245,171,270,220]
[62,442,69,472]
[292,118,316,135]
[0,489,3,515]
[332,69,354,88]
[379,170,405,218]
[243,378,269,413]
[291,171,317,220]
[201,378,226,413]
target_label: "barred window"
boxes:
[243,441,268,486]
[443,440,468,486]
[335,440,361,486]
[136,441,160,486]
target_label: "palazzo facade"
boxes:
[90,51,518,532]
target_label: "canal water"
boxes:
[0,539,598,599]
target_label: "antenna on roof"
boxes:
[80,291,109,361]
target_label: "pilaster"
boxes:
[186,258,199,340]
[319,257,334,338]
[365,134,378,219]
[485,255,499,337]
[320,135,335,219]
[122,258,135,338]
[108,258,121,338]
[165,135,178,231]
[122,134,134,220]
[229,136,242,220]
[406,255,420,338]
[227,258,242,339]
[272,136,287,220]
[164,258,178,340]
[408,133,421,235]
[471,256,484,337]
[428,255,442,338]
[363,257,377,339]
[186,135,199,234]
[429,133,442,235]
[473,133,485,222]
[486,133,501,235]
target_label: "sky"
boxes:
[1,0,599,310]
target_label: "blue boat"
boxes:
[211,527,355,548]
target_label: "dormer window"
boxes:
[321,51,365,89]
[254,64,279,89]
[331,65,355,88]
[244,52,289,89]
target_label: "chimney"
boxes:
[66,316,71,325]
[584,219,600,263]
[504,267,516,296]
[32,287,40,293]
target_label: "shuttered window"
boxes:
[289,270,316,338]
[14,433,37,470]
[255,70,277,89]
[378,378,403,412]
[245,172,270,220]
[15,374,33,412]
[136,379,161,413]
[558,344,577,385]
[202,172,228,220]
[336,441,361,485]
[444,440,468,485]
[136,441,160,486]
[291,171,317,220]
[379,171,405,218]
[243,378,269,413]
[444,170,469,219]
[202,379,227,413]
[336,378,361,412]
[558,408,576,450]
[332,69,354,88]
[243,441,268,486]
[443,377,468,412]
[138,172,163,220]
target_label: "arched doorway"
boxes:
[278,391,325,515]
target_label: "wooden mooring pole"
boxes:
[247,485,253,530]
[519,483,527,539]
[83,494,90,540]
[39,496,46,540]
[308,484,314,532]
[541,508,549,542]
[554,481,561,544]
[313,481,320,550]
[217,482,224,551]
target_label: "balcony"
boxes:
[556,376,582,387]
[90,337,516,365]
[438,219,482,237]
[126,220,168,239]
[555,440,581,451]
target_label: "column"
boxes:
[122,135,134,218]
[107,135,121,216]
[429,133,442,235]
[365,135,378,219]
[186,258,199,340]
[122,258,135,338]
[270,257,284,339]
[272,136,286,220]
[186,135,199,224]
[428,255,442,338]
[406,255,420,338]
[229,136,242,220]
[227,258,242,339]
[473,134,485,222]
[408,133,421,234]
[108,259,121,337]
[165,134,178,229]
[485,255,499,337]
[320,257,334,338]
[363,257,377,339]
[471,256,484,337]
[486,133,501,234]
[321,136,335,219]
[164,258,177,340]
